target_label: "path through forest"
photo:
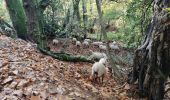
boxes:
[0,34,132,100]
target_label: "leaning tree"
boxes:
[5,0,27,40]
[128,0,170,99]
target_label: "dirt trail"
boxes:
[0,35,131,100]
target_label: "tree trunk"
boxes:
[89,0,93,15]
[128,0,170,99]
[22,0,41,42]
[82,0,88,39]
[5,0,27,40]
[22,0,50,48]
[38,0,51,33]
[89,0,94,33]
[72,0,81,22]
[62,9,70,30]
[95,0,104,40]
[95,0,123,80]
[38,46,94,63]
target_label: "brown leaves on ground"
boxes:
[0,35,133,100]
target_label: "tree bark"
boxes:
[5,0,27,40]
[38,46,94,63]
[62,9,70,30]
[95,0,104,40]
[128,0,170,99]
[22,0,50,48]
[22,0,41,42]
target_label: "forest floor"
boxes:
[0,34,137,100]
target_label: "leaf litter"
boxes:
[0,34,134,100]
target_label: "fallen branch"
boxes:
[37,45,94,63]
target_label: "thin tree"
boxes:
[72,0,81,22]
[82,0,88,39]
[95,0,123,80]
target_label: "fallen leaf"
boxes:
[30,95,41,100]
[124,84,130,90]
[2,76,13,85]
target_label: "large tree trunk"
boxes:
[5,0,27,40]
[128,0,170,99]
[22,0,50,48]
[22,0,41,42]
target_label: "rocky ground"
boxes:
[0,34,137,100]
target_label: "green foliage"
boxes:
[84,0,147,48]
[43,0,72,38]
[107,32,122,40]
[102,3,123,21]
[0,0,153,48]
[108,0,153,49]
